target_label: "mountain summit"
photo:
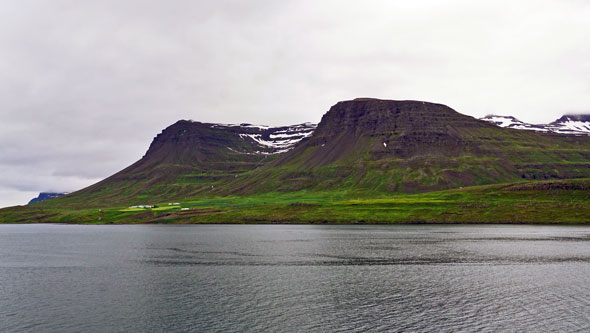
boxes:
[275,98,489,168]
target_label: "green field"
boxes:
[2,178,589,224]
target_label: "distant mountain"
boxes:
[480,114,590,135]
[479,115,549,132]
[20,98,590,209]
[28,192,67,204]
[548,115,590,135]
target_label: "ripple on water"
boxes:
[0,224,589,332]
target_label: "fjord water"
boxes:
[1,225,589,332]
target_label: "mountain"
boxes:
[18,98,590,208]
[221,99,590,194]
[56,121,315,206]
[479,115,549,132]
[548,115,590,135]
[480,114,590,135]
[28,192,67,204]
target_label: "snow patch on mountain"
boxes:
[239,123,271,130]
[482,116,524,128]
[546,116,590,135]
[480,114,590,135]
[210,122,317,155]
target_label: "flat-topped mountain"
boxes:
[225,98,590,194]
[28,98,590,207]
[275,98,490,167]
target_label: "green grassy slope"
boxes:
[2,179,589,224]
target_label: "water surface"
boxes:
[1,224,589,332]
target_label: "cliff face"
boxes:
[314,98,480,135]
[275,98,492,168]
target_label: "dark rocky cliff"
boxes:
[314,98,481,135]
[275,98,494,168]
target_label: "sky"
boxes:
[1,0,590,207]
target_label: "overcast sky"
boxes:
[1,0,589,207]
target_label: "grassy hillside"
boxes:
[2,179,589,224]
